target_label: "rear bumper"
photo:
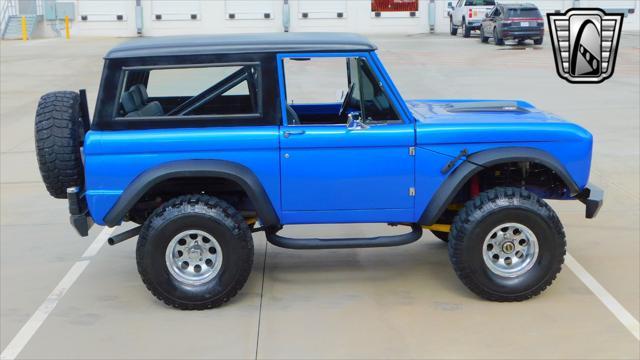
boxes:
[575,183,604,219]
[502,28,544,39]
[467,21,482,29]
[68,187,94,237]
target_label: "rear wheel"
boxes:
[450,18,458,35]
[136,194,254,310]
[448,187,566,302]
[494,28,504,46]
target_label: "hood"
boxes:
[407,99,592,146]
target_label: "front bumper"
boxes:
[68,187,94,237]
[576,183,604,219]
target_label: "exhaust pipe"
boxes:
[108,226,142,246]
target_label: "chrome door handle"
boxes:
[283,130,306,138]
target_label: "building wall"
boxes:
[57,0,639,37]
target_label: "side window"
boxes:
[494,7,501,17]
[283,57,348,105]
[456,0,463,8]
[282,56,400,126]
[349,58,400,123]
[116,64,261,120]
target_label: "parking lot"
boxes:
[1,32,639,359]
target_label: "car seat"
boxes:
[121,84,164,117]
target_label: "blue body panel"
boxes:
[83,51,594,226]
[279,124,415,223]
[84,127,281,225]
[409,99,593,192]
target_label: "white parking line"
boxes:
[566,253,640,341]
[0,227,115,360]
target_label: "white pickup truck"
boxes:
[448,0,496,37]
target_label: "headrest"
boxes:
[120,90,138,113]
[130,84,149,103]
[121,84,149,114]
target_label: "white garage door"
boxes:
[298,0,347,19]
[151,0,201,21]
[225,0,275,20]
[78,0,129,21]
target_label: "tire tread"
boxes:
[34,91,84,199]
[448,187,566,302]
[136,194,254,310]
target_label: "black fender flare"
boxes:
[103,159,280,227]
[418,147,580,226]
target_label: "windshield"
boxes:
[464,0,495,6]
[507,8,541,18]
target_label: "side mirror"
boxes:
[485,12,491,18]
[346,112,368,130]
[447,1,454,8]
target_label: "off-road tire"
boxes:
[448,187,566,302]
[431,230,450,242]
[494,28,505,46]
[462,19,471,38]
[136,194,254,310]
[480,27,489,43]
[534,37,543,45]
[450,18,458,35]
[35,91,84,199]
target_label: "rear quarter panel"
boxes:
[83,126,280,225]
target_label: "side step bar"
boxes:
[265,224,423,250]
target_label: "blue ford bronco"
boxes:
[35,33,603,310]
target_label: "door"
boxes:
[490,6,501,33]
[18,0,37,15]
[453,0,463,24]
[277,53,415,224]
[484,7,495,33]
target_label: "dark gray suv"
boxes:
[480,3,545,45]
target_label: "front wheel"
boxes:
[450,18,458,35]
[462,20,471,38]
[448,187,566,302]
[534,37,543,45]
[480,27,489,43]
[136,194,254,310]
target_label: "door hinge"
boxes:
[409,147,415,156]
[409,187,416,196]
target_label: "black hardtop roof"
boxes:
[105,32,377,59]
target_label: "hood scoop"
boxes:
[442,101,531,113]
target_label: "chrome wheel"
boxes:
[165,230,223,285]
[482,223,539,277]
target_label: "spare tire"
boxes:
[35,91,85,199]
